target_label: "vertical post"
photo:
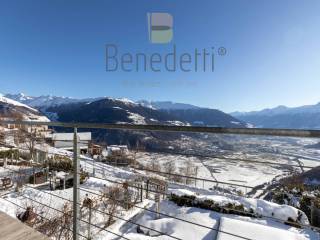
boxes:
[195,167,198,187]
[73,128,80,240]
[49,173,52,190]
[33,166,36,185]
[92,157,95,177]
[88,206,92,240]
[155,193,160,219]
[311,201,315,226]
[46,165,49,182]
[146,179,149,199]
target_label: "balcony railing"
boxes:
[0,120,319,240]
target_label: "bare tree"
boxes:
[81,194,99,240]
[182,160,198,185]
[0,130,5,145]
[15,125,45,162]
[22,129,38,161]
[164,160,176,181]
[36,203,73,240]
[100,185,121,227]
[147,156,161,172]
[164,160,176,174]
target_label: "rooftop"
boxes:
[0,211,48,240]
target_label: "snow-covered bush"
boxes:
[48,155,72,172]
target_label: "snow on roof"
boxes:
[109,145,128,148]
[217,217,308,240]
[52,132,92,141]
[108,147,121,151]
[24,115,50,122]
[0,147,11,152]
[56,171,68,179]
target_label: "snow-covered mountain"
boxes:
[231,102,320,117]
[47,97,246,127]
[4,93,102,109]
[0,94,37,112]
[138,100,248,127]
[231,102,320,129]
[0,94,49,122]
[138,100,200,110]
[5,93,246,128]
[45,97,247,147]
[47,97,184,125]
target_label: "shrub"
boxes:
[169,194,252,217]
[0,149,19,160]
[48,156,72,172]
[273,192,286,205]
[29,172,45,184]
[169,194,196,207]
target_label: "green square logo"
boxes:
[147,13,173,44]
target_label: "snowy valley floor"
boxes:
[1,135,320,239]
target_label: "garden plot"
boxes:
[118,199,318,240]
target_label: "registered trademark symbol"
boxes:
[218,47,227,56]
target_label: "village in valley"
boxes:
[0,95,320,240]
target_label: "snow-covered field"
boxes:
[217,217,314,240]
[135,152,286,193]
[1,188,316,240]
[1,131,320,239]
[119,199,318,240]
[134,134,320,195]
[0,151,319,240]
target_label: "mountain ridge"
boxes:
[4,93,246,127]
[231,102,320,117]
[230,101,320,129]
[0,94,49,122]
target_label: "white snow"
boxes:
[119,199,317,240]
[217,217,309,240]
[110,97,137,106]
[0,94,38,112]
[135,152,284,193]
[166,120,189,126]
[168,185,309,225]
[127,112,146,124]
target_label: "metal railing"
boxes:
[1,120,320,240]
[3,120,320,137]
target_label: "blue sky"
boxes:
[0,0,319,112]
